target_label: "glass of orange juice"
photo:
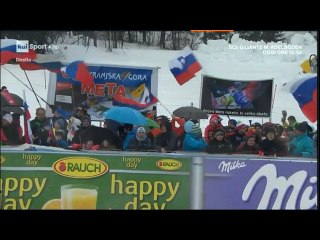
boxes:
[61,184,98,209]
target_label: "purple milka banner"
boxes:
[204,158,317,209]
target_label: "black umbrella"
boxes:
[173,106,208,120]
[79,126,122,149]
[1,91,24,114]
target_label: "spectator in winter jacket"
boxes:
[260,127,288,156]
[30,107,51,146]
[72,116,92,144]
[51,106,68,134]
[283,115,299,131]
[1,113,20,145]
[155,121,178,153]
[236,135,259,155]
[206,128,232,154]
[288,122,313,158]
[122,124,136,150]
[183,124,207,152]
[224,119,237,138]
[252,122,262,138]
[54,129,69,149]
[127,127,154,151]
[204,114,223,143]
[228,122,248,151]
[73,105,90,122]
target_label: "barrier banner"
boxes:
[204,157,317,209]
[0,152,190,210]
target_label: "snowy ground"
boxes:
[1,32,317,131]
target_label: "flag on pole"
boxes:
[19,53,64,73]
[113,86,158,110]
[48,118,56,145]
[23,90,33,144]
[168,46,202,85]
[60,61,94,86]
[282,74,317,123]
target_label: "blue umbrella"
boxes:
[103,106,147,126]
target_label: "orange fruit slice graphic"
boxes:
[42,199,61,210]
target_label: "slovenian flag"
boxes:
[1,39,36,65]
[283,74,317,123]
[61,61,93,86]
[168,46,202,85]
[113,86,158,110]
[23,90,33,144]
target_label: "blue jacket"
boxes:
[289,133,313,158]
[182,133,207,152]
[123,129,137,150]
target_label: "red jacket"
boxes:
[204,114,222,143]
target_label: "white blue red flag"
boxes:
[19,53,64,73]
[168,46,202,85]
[61,61,93,86]
[283,74,317,123]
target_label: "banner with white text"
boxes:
[204,157,317,209]
[200,75,273,117]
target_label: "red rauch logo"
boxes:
[53,157,109,178]
[156,159,183,171]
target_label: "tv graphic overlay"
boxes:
[16,40,29,53]
[200,75,273,117]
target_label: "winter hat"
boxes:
[236,123,247,131]
[184,120,194,133]
[214,128,225,138]
[137,126,146,133]
[2,113,13,124]
[295,122,308,133]
[136,127,147,141]
[246,127,256,136]
[191,124,202,137]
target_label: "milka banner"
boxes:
[54,66,153,120]
[204,158,317,209]
[200,75,273,117]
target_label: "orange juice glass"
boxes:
[61,184,98,209]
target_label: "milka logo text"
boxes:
[242,164,317,209]
[218,160,246,173]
